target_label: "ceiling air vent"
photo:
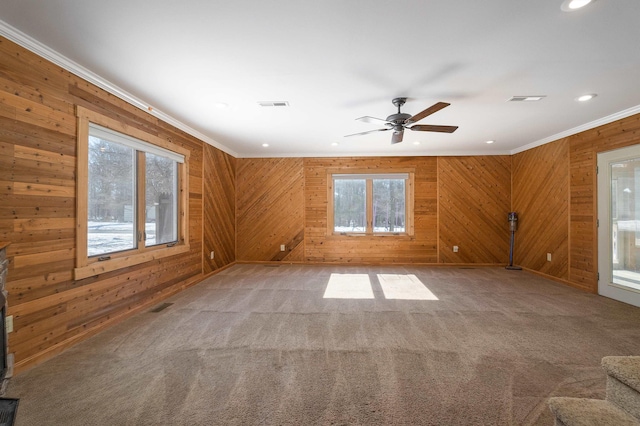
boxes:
[258,101,289,107]
[508,96,546,102]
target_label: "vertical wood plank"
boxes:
[303,157,438,264]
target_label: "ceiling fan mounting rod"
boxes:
[387,97,412,127]
[392,97,407,113]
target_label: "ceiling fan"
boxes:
[345,97,458,144]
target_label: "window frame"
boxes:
[75,106,190,280]
[327,169,414,237]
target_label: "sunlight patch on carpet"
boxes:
[378,274,439,300]
[323,274,374,299]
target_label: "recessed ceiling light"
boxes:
[262,143,269,147]
[413,141,421,145]
[486,140,495,144]
[561,0,594,11]
[576,94,597,102]
[331,142,339,146]
[215,102,229,109]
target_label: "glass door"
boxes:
[598,145,640,307]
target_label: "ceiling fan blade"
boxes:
[407,102,450,124]
[356,116,390,124]
[344,128,390,137]
[409,124,458,133]
[391,130,404,144]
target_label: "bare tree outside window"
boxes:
[86,127,181,257]
[373,179,405,232]
[332,174,409,235]
[145,153,178,246]
[87,137,136,256]
[334,179,366,232]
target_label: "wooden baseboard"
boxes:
[13,261,242,375]
[237,260,504,268]
[519,266,596,294]
[202,261,237,279]
[13,272,204,375]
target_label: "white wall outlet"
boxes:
[210,251,214,260]
[6,315,13,333]
[280,244,286,252]
[547,253,552,262]
[453,246,459,253]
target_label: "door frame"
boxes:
[597,144,640,308]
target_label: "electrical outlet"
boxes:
[453,246,459,253]
[280,244,286,252]
[547,253,552,262]
[6,315,13,333]
[210,251,214,260]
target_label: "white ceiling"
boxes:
[1,0,639,158]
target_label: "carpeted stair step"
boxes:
[548,397,640,426]
[602,356,640,419]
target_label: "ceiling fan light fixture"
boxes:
[561,0,594,11]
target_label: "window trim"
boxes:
[327,169,414,237]
[74,106,190,280]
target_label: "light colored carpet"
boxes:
[7,264,640,425]
[548,397,640,426]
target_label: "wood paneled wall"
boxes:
[570,113,640,291]
[203,144,236,273]
[236,156,513,265]
[236,158,305,262]
[511,113,640,292]
[438,156,511,264]
[0,36,235,373]
[512,140,569,280]
[305,157,439,263]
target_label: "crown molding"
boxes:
[0,19,238,158]
[511,104,640,155]
[2,19,638,160]
[237,149,513,158]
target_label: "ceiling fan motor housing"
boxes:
[389,98,411,128]
[387,113,412,127]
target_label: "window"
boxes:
[329,172,413,236]
[75,106,189,279]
